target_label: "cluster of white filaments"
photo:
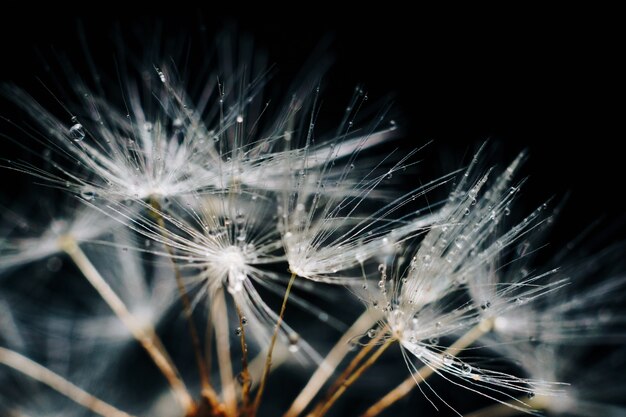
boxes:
[1,38,625,417]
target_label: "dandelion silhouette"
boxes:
[1,24,625,417]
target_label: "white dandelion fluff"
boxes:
[0,201,116,274]
[1,26,624,417]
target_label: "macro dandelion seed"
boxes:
[0,17,624,417]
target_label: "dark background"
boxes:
[1,7,623,243]
[0,7,623,417]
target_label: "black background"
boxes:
[1,7,623,243]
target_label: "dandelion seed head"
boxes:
[2,24,625,417]
[0,204,115,272]
[208,245,249,293]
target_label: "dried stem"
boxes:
[360,319,494,417]
[212,288,238,417]
[204,306,214,385]
[150,198,213,392]
[314,337,396,417]
[0,346,134,417]
[284,310,378,417]
[236,304,252,412]
[59,235,194,413]
[308,326,387,417]
[251,272,298,416]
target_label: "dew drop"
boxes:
[480,301,491,310]
[378,264,386,273]
[236,115,244,123]
[69,123,85,142]
[443,353,454,366]
[429,336,439,345]
[234,327,242,336]
[288,333,300,352]
[464,207,470,216]
[80,190,96,201]
[367,328,377,338]
[156,68,166,83]
[462,363,472,375]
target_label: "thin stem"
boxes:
[205,305,214,378]
[236,304,252,412]
[315,337,396,417]
[0,347,134,417]
[284,311,378,417]
[150,198,213,392]
[251,272,298,416]
[58,235,194,413]
[360,319,494,417]
[308,326,387,417]
[149,199,224,413]
[213,288,238,417]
